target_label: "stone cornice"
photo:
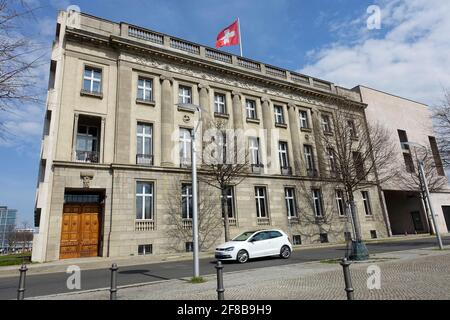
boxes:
[65,27,367,110]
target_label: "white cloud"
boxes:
[301,0,450,105]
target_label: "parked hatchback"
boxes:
[215,229,293,263]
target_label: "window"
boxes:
[274,105,285,124]
[182,184,193,219]
[216,130,228,164]
[214,93,227,114]
[136,182,154,220]
[255,187,268,218]
[285,188,297,218]
[370,230,378,239]
[249,137,261,165]
[403,153,415,173]
[83,66,101,93]
[48,60,56,90]
[278,141,290,169]
[246,99,257,119]
[136,123,153,165]
[250,231,270,242]
[344,232,352,241]
[179,128,192,165]
[222,186,235,218]
[429,136,445,176]
[299,110,309,129]
[321,114,332,133]
[398,129,409,150]
[185,242,193,252]
[335,190,346,216]
[320,233,329,243]
[327,148,337,173]
[304,145,315,172]
[353,152,365,180]
[361,191,372,216]
[76,124,98,162]
[178,85,192,104]
[312,189,323,217]
[347,120,357,138]
[269,231,282,239]
[293,235,302,245]
[138,244,152,255]
[137,77,153,101]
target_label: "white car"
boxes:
[215,229,293,263]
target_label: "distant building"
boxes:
[0,206,17,252]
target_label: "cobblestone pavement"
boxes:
[34,248,450,300]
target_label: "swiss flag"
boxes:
[215,20,240,49]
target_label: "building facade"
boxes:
[33,11,388,262]
[357,86,450,235]
[0,206,17,252]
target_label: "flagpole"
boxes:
[238,17,243,57]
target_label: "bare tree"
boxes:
[290,180,349,245]
[315,103,397,259]
[0,0,44,135]
[165,176,223,252]
[432,89,450,167]
[5,224,16,253]
[199,119,250,242]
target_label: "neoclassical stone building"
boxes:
[32,11,389,262]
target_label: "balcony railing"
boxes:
[257,217,270,226]
[180,157,191,168]
[136,154,154,166]
[223,217,237,227]
[182,218,192,229]
[170,38,200,55]
[288,216,299,224]
[128,26,163,45]
[251,164,264,174]
[76,151,99,163]
[135,219,155,231]
[281,166,292,176]
[307,168,318,178]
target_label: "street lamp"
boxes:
[404,142,444,250]
[177,103,207,278]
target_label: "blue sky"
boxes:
[1,0,449,226]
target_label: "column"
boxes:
[261,97,272,169]
[231,91,244,130]
[198,83,210,134]
[100,117,106,163]
[287,103,302,175]
[115,63,132,163]
[72,113,79,161]
[160,75,175,167]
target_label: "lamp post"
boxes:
[177,103,207,278]
[405,142,444,250]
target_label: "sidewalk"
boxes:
[32,247,450,300]
[0,233,438,278]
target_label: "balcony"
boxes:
[288,216,299,224]
[223,217,237,227]
[307,168,318,178]
[281,166,292,176]
[251,164,264,174]
[257,217,270,226]
[136,154,154,166]
[76,151,99,163]
[182,218,192,229]
[180,158,191,169]
[135,219,155,231]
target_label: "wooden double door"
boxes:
[60,204,102,259]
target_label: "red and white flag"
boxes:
[215,20,240,49]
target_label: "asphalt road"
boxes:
[0,236,448,300]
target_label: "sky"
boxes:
[0,0,449,226]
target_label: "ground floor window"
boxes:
[136,182,154,220]
[138,244,153,255]
[293,235,302,245]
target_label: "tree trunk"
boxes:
[420,192,434,235]
[221,188,230,242]
[347,191,362,242]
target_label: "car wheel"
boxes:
[237,250,249,263]
[280,245,291,259]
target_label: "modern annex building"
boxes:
[357,86,450,235]
[32,11,444,262]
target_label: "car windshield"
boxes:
[233,231,257,241]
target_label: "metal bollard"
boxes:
[110,263,118,300]
[215,260,225,300]
[17,263,28,300]
[340,258,354,300]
